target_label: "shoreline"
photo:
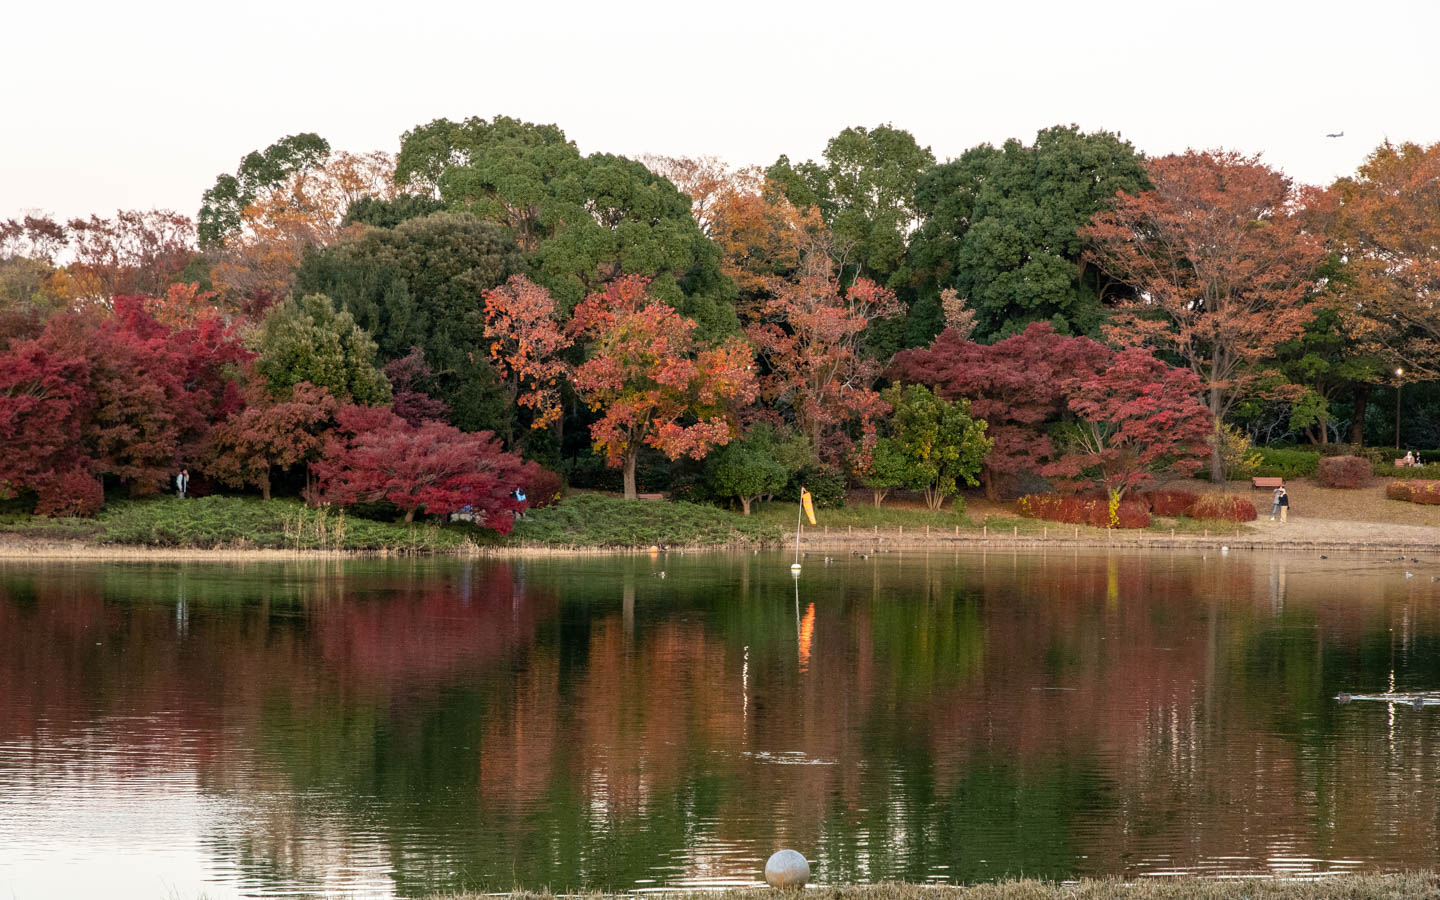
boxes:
[430,874,1440,899]
[2,526,1436,562]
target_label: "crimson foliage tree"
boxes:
[893,323,1210,499]
[0,298,249,500]
[0,342,92,508]
[204,382,339,500]
[383,347,450,426]
[892,323,1110,498]
[1040,348,1211,498]
[315,405,530,528]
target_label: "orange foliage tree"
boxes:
[481,275,573,437]
[568,275,757,499]
[1083,151,1325,480]
[211,151,396,313]
[1327,140,1440,376]
[746,262,901,462]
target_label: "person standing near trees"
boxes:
[175,468,189,499]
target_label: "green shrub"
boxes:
[1252,447,1320,479]
[1375,460,1440,480]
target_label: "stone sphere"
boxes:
[764,849,810,888]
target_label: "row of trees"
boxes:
[4,116,1439,521]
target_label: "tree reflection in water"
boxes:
[1,550,1438,896]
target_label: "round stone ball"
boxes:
[764,849,810,889]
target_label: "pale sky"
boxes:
[5,0,1438,224]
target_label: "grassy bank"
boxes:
[433,874,1440,900]
[0,493,783,554]
[0,495,469,552]
[511,493,781,548]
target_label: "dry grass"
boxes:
[433,873,1440,899]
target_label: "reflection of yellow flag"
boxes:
[800,488,817,525]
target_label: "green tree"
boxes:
[705,425,790,515]
[396,115,738,338]
[254,293,391,405]
[766,125,934,289]
[907,125,1149,343]
[294,212,523,434]
[342,195,447,229]
[884,383,991,510]
[198,133,331,249]
[856,436,911,508]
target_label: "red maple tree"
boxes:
[204,381,339,500]
[315,405,530,527]
[569,275,757,499]
[892,323,1111,498]
[746,266,900,462]
[1041,348,1212,498]
[383,347,451,426]
[0,341,93,507]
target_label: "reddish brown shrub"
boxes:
[1317,455,1370,488]
[35,469,105,517]
[1189,493,1258,522]
[1017,494,1149,528]
[1388,480,1440,505]
[522,464,563,509]
[1116,501,1151,528]
[1145,489,1199,517]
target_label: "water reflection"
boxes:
[0,551,1439,897]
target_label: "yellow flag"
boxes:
[800,488,817,525]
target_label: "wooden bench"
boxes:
[636,492,665,501]
[1251,476,1284,490]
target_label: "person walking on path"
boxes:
[175,468,189,499]
[1276,486,1289,524]
[1271,486,1283,520]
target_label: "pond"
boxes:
[1,549,1439,897]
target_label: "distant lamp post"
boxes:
[1396,367,1405,449]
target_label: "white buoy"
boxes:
[790,563,802,572]
[764,849,810,888]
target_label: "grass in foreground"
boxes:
[510,493,782,548]
[433,873,1440,900]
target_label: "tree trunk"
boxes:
[983,466,998,502]
[623,449,638,500]
[1208,386,1225,484]
[872,489,886,508]
[1318,409,1329,445]
[261,471,271,502]
[740,496,752,515]
[1350,382,1371,445]
[404,508,415,523]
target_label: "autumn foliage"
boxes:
[747,267,900,461]
[1316,455,1370,489]
[1017,494,1151,529]
[1386,481,1440,505]
[315,406,530,527]
[482,275,572,431]
[570,275,757,499]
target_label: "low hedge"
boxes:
[1316,455,1370,488]
[1387,480,1440,505]
[1252,447,1320,479]
[1189,493,1258,522]
[1016,494,1150,529]
[1375,460,1440,480]
[1145,489,1201,517]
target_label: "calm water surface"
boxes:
[2,549,1439,897]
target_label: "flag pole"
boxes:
[791,487,803,572]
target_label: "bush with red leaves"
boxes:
[1317,455,1370,488]
[1388,481,1440,505]
[521,464,563,509]
[1017,493,1150,529]
[1189,493,1258,521]
[34,469,105,518]
[1144,489,1199,517]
